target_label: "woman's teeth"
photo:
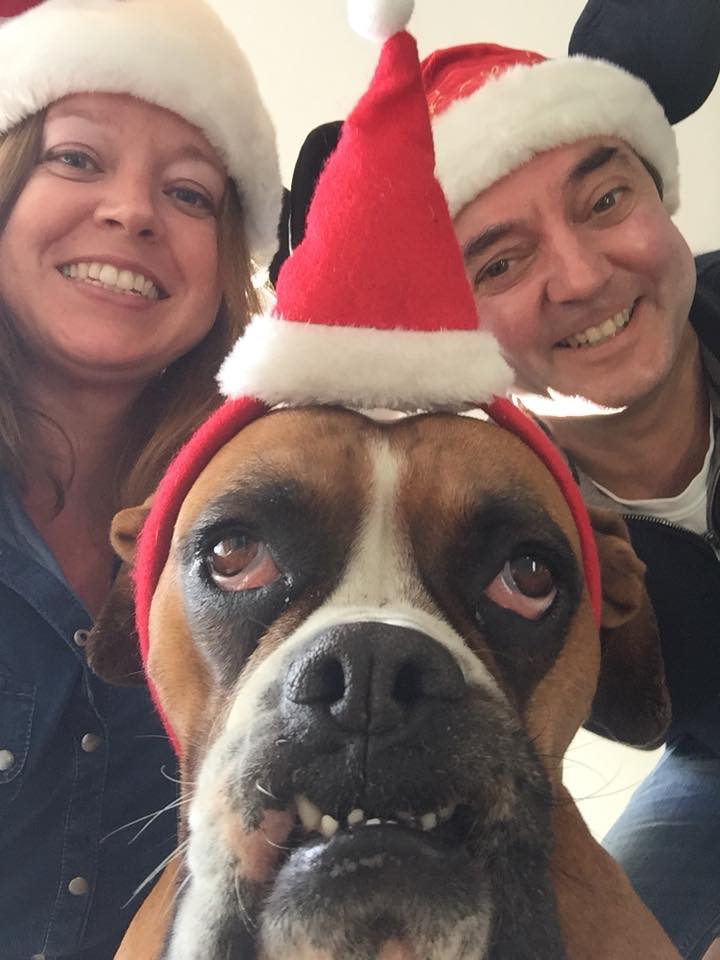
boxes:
[295,794,457,840]
[59,261,161,300]
[560,305,633,349]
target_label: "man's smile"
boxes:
[555,300,638,349]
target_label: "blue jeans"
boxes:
[604,736,720,959]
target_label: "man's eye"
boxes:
[476,258,510,284]
[205,535,280,592]
[592,189,623,214]
[483,555,557,620]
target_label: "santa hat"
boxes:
[133,0,601,754]
[0,0,39,13]
[0,0,281,265]
[422,42,680,218]
[217,19,511,410]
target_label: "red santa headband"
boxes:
[133,0,602,754]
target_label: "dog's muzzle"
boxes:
[166,615,565,960]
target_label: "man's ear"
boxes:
[585,506,671,749]
[84,498,153,686]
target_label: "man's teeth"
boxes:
[59,262,161,300]
[295,795,457,838]
[561,306,633,348]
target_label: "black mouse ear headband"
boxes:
[569,0,720,124]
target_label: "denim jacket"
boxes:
[0,481,178,960]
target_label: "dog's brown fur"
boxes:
[86,409,677,960]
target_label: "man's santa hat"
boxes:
[132,0,602,753]
[0,0,281,264]
[422,40,680,217]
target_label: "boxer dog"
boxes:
[87,406,677,960]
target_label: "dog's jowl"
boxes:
[92,408,672,960]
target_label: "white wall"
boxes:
[209,0,719,839]
[214,0,720,254]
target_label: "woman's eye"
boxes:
[484,555,557,620]
[206,535,279,592]
[170,185,215,213]
[46,149,97,172]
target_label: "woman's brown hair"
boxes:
[0,111,261,509]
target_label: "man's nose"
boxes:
[544,228,612,303]
[93,172,163,240]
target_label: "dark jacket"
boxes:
[581,253,720,753]
[0,485,178,960]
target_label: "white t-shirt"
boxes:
[591,418,715,535]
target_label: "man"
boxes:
[420,37,720,960]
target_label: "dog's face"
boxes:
[91,407,669,960]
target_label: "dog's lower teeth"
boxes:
[294,795,458,839]
[297,794,323,831]
[320,814,339,839]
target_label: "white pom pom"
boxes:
[347,0,414,41]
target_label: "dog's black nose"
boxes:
[283,621,466,736]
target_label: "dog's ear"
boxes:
[584,506,671,749]
[84,499,153,687]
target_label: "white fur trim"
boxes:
[432,56,679,217]
[347,0,414,41]
[0,0,281,264]
[217,313,514,409]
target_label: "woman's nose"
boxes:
[544,229,612,303]
[93,174,163,240]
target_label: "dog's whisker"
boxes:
[260,830,292,852]
[255,780,281,801]
[173,871,191,905]
[242,612,273,630]
[101,794,192,843]
[159,764,190,786]
[233,871,256,932]
[123,838,189,908]
[572,778,647,804]
[129,795,195,845]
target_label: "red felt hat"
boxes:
[421,39,679,218]
[217,14,511,411]
[0,0,41,14]
[133,0,601,755]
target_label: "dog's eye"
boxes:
[484,556,557,620]
[206,535,279,591]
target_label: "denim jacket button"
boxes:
[0,749,14,772]
[73,629,89,647]
[80,733,103,753]
[68,876,89,896]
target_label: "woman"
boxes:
[0,2,282,958]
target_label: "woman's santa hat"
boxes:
[132,0,602,753]
[422,41,680,217]
[0,0,281,265]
